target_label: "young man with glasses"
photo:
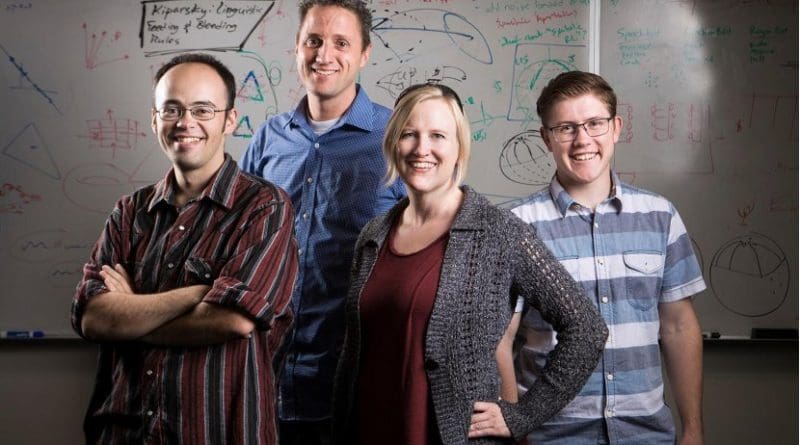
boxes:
[512,71,706,445]
[72,53,298,444]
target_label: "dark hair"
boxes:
[536,71,617,125]
[395,82,464,112]
[298,0,372,49]
[153,53,236,109]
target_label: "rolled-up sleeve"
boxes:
[202,188,298,330]
[71,200,128,338]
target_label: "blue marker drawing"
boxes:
[0,43,62,114]
[237,70,265,102]
[1,330,45,339]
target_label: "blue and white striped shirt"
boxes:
[511,173,705,445]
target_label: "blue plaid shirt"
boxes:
[511,173,705,445]
[240,85,405,421]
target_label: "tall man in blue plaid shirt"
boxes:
[512,71,706,445]
[240,1,404,444]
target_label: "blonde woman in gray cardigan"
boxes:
[332,83,608,445]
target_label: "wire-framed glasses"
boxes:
[547,117,613,142]
[155,104,230,121]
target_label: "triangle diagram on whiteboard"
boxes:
[2,123,61,180]
[237,71,264,102]
[234,115,254,138]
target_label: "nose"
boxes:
[315,42,329,63]
[573,123,592,144]
[413,137,432,156]
[175,109,196,127]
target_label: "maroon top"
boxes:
[356,225,448,445]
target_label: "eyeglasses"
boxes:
[547,117,614,142]
[155,104,230,121]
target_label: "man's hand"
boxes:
[468,401,512,439]
[100,264,134,293]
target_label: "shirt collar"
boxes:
[285,84,375,132]
[548,171,624,217]
[147,153,239,212]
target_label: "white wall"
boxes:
[0,341,796,444]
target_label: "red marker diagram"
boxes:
[82,23,129,70]
[2,123,61,180]
[78,109,148,157]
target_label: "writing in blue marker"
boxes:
[1,330,45,339]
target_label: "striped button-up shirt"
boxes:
[71,155,298,444]
[240,85,405,420]
[511,173,706,445]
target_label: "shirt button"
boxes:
[146,410,154,417]
[601,296,609,303]
[594,222,599,228]
[605,409,614,418]
[607,373,614,380]
[178,225,186,231]
[167,263,175,269]
[298,248,303,256]
[597,258,604,266]
[306,177,313,184]
[204,273,211,279]
[314,142,320,148]
[302,212,309,220]
[146,370,153,376]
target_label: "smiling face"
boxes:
[151,62,236,181]
[295,5,371,119]
[541,93,621,195]
[396,98,461,198]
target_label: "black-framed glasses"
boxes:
[548,117,614,142]
[155,104,230,121]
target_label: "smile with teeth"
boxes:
[313,67,337,76]
[174,136,203,143]
[409,161,436,170]
[572,152,598,161]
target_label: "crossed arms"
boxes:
[72,190,298,348]
[79,264,255,346]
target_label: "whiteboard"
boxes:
[1,0,795,339]
[0,0,593,337]
[600,0,798,337]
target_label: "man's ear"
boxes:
[612,115,623,143]
[359,42,373,69]
[151,108,158,134]
[540,126,554,152]
[223,108,238,135]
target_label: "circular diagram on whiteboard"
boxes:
[498,130,554,186]
[709,232,790,317]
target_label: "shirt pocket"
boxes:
[557,255,582,282]
[623,250,664,311]
[183,256,219,286]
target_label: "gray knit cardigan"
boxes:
[332,186,608,444]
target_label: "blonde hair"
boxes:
[383,83,471,186]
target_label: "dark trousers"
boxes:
[279,419,332,445]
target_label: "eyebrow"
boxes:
[551,116,608,126]
[160,99,218,107]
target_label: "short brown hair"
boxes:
[536,71,617,125]
[383,83,471,186]
[298,0,372,50]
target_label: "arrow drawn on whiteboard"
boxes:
[0,43,62,114]
[371,8,492,64]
